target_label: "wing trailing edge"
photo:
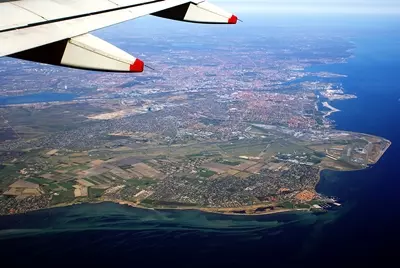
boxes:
[10,34,144,73]
[152,1,238,24]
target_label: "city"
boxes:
[0,20,390,215]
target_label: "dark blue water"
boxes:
[311,34,400,262]
[0,93,78,105]
[1,18,400,267]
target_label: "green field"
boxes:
[88,187,106,198]
[50,190,75,205]
[216,159,241,166]
[26,177,54,184]
[197,168,217,178]
[59,181,75,190]
[125,178,157,188]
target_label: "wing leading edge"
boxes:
[0,0,238,73]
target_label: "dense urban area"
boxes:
[0,20,390,215]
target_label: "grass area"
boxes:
[216,159,241,166]
[44,183,59,190]
[50,190,75,205]
[4,103,111,135]
[187,152,222,159]
[59,181,75,190]
[0,165,22,188]
[125,178,157,188]
[26,177,54,185]
[67,164,91,172]
[296,203,311,209]
[187,153,204,158]
[333,140,350,145]
[96,175,114,184]
[308,200,324,206]
[140,199,157,207]
[219,141,270,156]
[279,201,295,209]
[197,168,217,178]
[85,177,100,185]
[102,172,124,181]
[88,187,106,198]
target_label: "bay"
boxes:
[0,93,78,105]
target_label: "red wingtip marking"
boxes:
[228,15,238,24]
[130,59,144,72]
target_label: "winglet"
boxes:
[153,1,238,25]
[130,59,144,72]
[228,15,238,24]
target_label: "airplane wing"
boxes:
[0,0,238,72]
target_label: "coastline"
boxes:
[322,101,340,118]
[111,199,310,216]
[0,136,391,218]
[0,198,311,218]
[2,138,391,218]
[48,199,310,217]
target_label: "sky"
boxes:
[214,0,400,14]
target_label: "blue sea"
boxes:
[1,15,400,266]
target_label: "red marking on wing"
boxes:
[228,15,238,24]
[130,59,144,72]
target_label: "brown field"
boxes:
[245,163,265,174]
[201,162,232,174]
[115,157,142,166]
[46,149,59,156]
[308,144,335,152]
[320,159,356,171]
[234,172,252,179]
[369,143,385,164]
[113,147,135,152]
[226,169,240,176]
[87,110,127,120]
[109,166,136,179]
[132,163,163,179]
[40,173,55,180]
[74,185,88,197]
[71,157,90,164]
[264,162,286,172]
[125,169,143,178]
[80,167,109,177]
[363,135,381,143]
[76,179,95,187]
[54,170,69,174]
[109,131,135,137]
[70,152,88,157]
[91,160,104,166]
[326,150,342,159]
[231,161,258,171]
